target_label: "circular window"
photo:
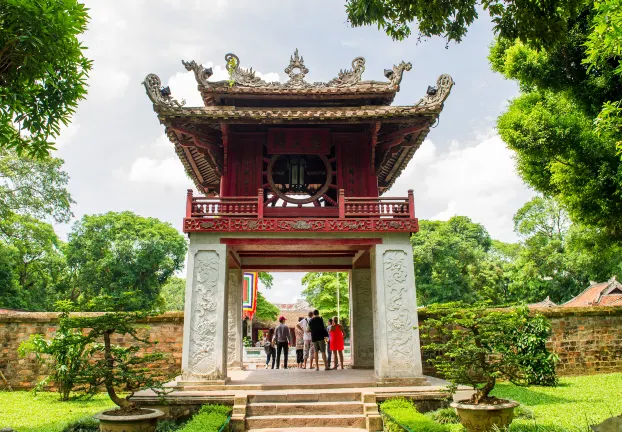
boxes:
[266,154,332,205]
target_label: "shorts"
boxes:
[312,339,326,353]
[303,340,315,360]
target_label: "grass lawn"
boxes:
[0,391,114,432]
[443,373,622,431]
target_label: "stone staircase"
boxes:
[231,389,382,431]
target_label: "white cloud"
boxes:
[87,67,130,102]
[391,133,534,242]
[168,63,280,107]
[55,121,81,149]
[129,157,192,186]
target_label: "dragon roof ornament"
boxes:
[181,49,412,90]
[414,74,454,109]
[142,74,185,109]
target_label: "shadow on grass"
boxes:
[492,386,574,406]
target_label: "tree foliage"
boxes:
[66,212,187,311]
[411,216,494,305]
[490,8,622,236]
[345,0,586,46]
[412,198,622,306]
[18,302,90,400]
[420,303,557,403]
[0,214,69,310]
[159,276,186,312]
[255,291,279,322]
[301,272,349,324]
[60,306,173,410]
[0,0,92,158]
[0,148,73,223]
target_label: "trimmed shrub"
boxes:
[179,404,231,432]
[425,407,460,424]
[62,417,99,432]
[380,398,448,432]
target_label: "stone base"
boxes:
[177,377,231,387]
[374,376,431,387]
[351,365,374,370]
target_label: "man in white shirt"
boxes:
[300,310,315,369]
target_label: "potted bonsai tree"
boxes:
[420,302,557,432]
[63,309,175,432]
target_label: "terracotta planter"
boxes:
[94,408,164,432]
[450,400,519,432]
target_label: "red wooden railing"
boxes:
[342,190,415,218]
[186,189,415,219]
[187,189,259,218]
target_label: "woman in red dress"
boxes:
[329,316,346,369]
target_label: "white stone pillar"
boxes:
[370,235,426,384]
[349,268,374,369]
[227,268,244,369]
[181,244,229,383]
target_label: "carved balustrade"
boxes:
[184,188,416,233]
[186,188,414,220]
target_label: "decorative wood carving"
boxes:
[183,217,419,233]
[267,129,330,154]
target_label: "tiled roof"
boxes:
[562,278,622,307]
[528,297,558,308]
[156,104,442,122]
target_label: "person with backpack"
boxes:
[308,309,330,371]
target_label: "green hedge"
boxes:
[179,404,231,432]
[380,398,448,432]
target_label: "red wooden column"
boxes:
[338,189,345,218]
[408,189,415,218]
[257,188,264,219]
[186,189,193,218]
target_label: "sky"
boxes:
[53,0,533,304]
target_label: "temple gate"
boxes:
[143,50,453,385]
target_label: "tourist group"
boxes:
[262,309,345,371]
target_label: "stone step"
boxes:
[248,391,360,403]
[245,414,367,429]
[247,401,364,416]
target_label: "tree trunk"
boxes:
[103,331,133,410]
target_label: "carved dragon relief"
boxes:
[142,74,185,109]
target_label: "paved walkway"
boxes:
[229,368,377,387]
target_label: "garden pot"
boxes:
[450,399,519,432]
[94,408,164,432]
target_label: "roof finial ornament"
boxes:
[327,57,366,87]
[415,74,454,109]
[142,74,185,109]
[224,53,270,88]
[182,60,213,87]
[284,49,309,88]
[384,61,412,88]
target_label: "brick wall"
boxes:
[0,312,184,389]
[1,307,621,389]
